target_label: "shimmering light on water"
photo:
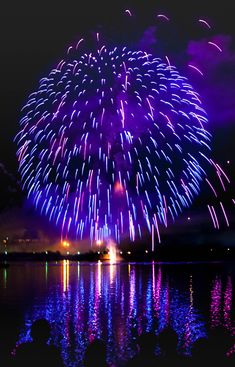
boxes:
[1,262,235,367]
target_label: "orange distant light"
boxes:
[114,181,124,194]
[62,241,70,248]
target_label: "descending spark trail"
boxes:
[208,205,217,229]
[16,43,212,243]
[157,14,170,22]
[125,9,132,17]
[208,41,223,53]
[198,19,212,30]
[220,202,229,227]
[188,64,204,76]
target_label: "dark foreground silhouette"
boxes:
[190,327,235,366]
[125,332,158,367]
[9,322,235,367]
[83,339,109,367]
[12,318,64,367]
[125,327,234,367]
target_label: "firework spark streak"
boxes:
[16,40,213,243]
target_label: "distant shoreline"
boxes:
[1,247,235,263]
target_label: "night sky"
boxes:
[1,0,235,242]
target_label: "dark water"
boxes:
[1,261,235,366]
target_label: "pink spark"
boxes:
[56,59,64,70]
[157,14,170,21]
[58,61,66,71]
[216,171,226,191]
[187,90,201,103]
[165,56,171,68]
[154,214,161,244]
[143,52,149,61]
[67,46,73,55]
[125,9,132,17]
[163,195,168,227]
[188,64,204,76]
[220,202,230,227]
[151,224,155,252]
[208,205,217,229]
[120,100,125,128]
[215,163,230,183]
[76,38,84,50]
[198,19,212,29]
[211,206,220,229]
[208,41,223,53]
[98,45,105,56]
[205,178,218,197]
[210,159,228,190]
[124,74,128,90]
[146,97,154,117]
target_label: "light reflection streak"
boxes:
[109,264,116,285]
[210,276,222,328]
[146,278,153,332]
[3,268,7,289]
[77,262,80,280]
[88,268,95,342]
[154,266,162,320]
[224,276,232,330]
[128,263,131,277]
[163,279,170,326]
[129,266,136,316]
[45,262,48,284]
[97,261,102,296]
[210,274,233,332]
[183,275,194,351]
[62,259,70,292]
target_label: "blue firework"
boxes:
[16,44,211,243]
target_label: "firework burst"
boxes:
[16,11,232,244]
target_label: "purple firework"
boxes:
[16,44,211,243]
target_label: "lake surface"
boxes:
[1,261,235,366]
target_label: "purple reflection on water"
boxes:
[224,276,233,332]
[2,262,234,366]
[210,272,235,357]
[210,273,234,332]
[210,276,222,328]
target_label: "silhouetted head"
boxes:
[84,339,107,367]
[158,327,178,355]
[137,332,157,354]
[30,319,51,343]
[207,326,232,356]
[192,337,210,359]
